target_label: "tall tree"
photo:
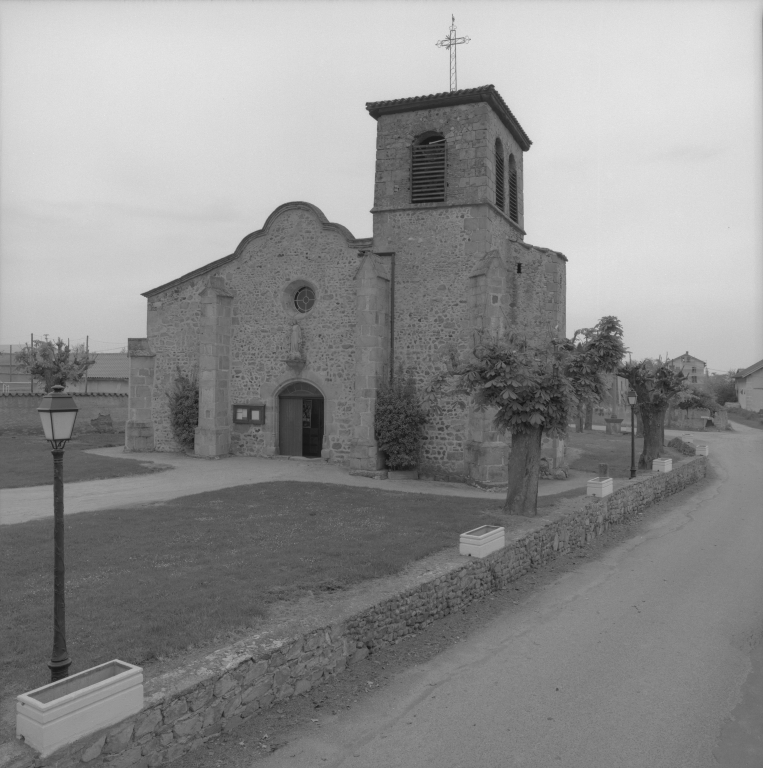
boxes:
[425,316,625,516]
[706,372,737,405]
[15,337,96,393]
[617,359,685,468]
[565,317,626,432]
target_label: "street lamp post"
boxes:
[37,385,79,682]
[628,389,637,479]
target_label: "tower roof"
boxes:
[366,84,532,151]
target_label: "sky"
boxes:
[1,0,761,374]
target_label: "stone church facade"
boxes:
[126,85,567,485]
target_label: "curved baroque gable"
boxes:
[143,201,370,298]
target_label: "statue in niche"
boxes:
[288,323,302,359]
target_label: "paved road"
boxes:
[254,424,763,768]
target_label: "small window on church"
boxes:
[294,286,315,313]
[495,139,505,211]
[411,134,446,203]
[508,154,519,222]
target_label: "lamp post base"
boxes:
[48,656,72,682]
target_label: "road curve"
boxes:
[258,424,763,768]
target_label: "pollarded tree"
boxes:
[617,359,686,469]
[15,337,96,393]
[564,316,626,431]
[425,316,625,516]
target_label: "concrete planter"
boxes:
[16,660,143,757]
[652,458,672,473]
[387,468,419,481]
[587,477,613,497]
[695,444,709,456]
[459,525,505,558]
[605,418,623,435]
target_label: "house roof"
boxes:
[668,351,706,367]
[88,353,129,380]
[366,84,532,152]
[735,358,763,379]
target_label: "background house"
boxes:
[0,346,129,394]
[734,360,763,412]
[667,352,707,385]
[68,352,129,394]
[0,344,35,392]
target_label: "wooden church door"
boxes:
[279,398,303,456]
[278,383,324,457]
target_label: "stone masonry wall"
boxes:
[146,278,205,452]
[17,457,705,768]
[0,394,127,435]
[372,101,525,230]
[666,406,729,431]
[370,101,564,483]
[145,203,369,462]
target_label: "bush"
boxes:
[168,370,199,449]
[667,437,696,455]
[374,368,428,470]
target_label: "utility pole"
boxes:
[436,16,470,92]
[84,336,89,394]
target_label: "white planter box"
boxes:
[587,477,613,497]
[652,458,672,473]
[695,444,709,456]
[17,660,143,757]
[459,525,505,558]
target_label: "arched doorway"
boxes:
[278,382,324,457]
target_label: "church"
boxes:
[126,84,567,486]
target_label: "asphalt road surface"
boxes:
[180,424,763,768]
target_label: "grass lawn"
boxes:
[727,408,763,431]
[566,428,685,477]
[0,433,171,489]
[2,481,521,702]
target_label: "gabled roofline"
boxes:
[142,202,371,298]
[735,358,763,379]
[366,85,532,152]
[515,240,568,262]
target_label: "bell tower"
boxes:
[363,85,566,486]
[366,84,531,242]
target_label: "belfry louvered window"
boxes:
[495,139,505,211]
[508,154,519,221]
[411,135,446,203]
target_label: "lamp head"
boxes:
[37,385,79,449]
[627,390,637,406]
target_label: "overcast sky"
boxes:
[1,0,761,373]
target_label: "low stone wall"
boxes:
[11,457,706,768]
[666,406,729,432]
[0,393,127,435]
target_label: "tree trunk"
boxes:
[576,405,585,433]
[584,403,593,431]
[636,411,644,438]
[639,405,667,469]
[504,426,543,516]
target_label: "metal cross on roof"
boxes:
[435,15,470,92]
